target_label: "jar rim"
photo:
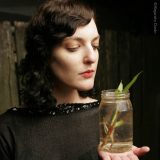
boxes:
[101,89,130,99]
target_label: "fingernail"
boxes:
[143,146,150,151]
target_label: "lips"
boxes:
[80,70,94,78]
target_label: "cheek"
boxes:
[50,57,78,81]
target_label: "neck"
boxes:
[53,83,83,105]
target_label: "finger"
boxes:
[98,150,111,160]
[132,146,150,152]
[132,146,150,157]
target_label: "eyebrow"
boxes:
[64,35,100,42]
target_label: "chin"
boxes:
[77,82,94,91]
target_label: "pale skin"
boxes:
[50,18,150,159]
[98,146,150,160]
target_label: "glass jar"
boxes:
[98,89,133,153]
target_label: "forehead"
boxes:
[65,18,99,42]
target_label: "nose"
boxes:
[83,45,98,64]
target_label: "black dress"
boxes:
[0,101,101,160]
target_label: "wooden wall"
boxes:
[0,21,27,113]
[0,21,160,160]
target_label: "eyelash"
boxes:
[67,47,79,52]
[67,45,99,52]
[93,45,100,50]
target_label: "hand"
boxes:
[98,146,150,160]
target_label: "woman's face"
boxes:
[50,18,99,91]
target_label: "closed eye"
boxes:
[67,47,80,52]
[92,45,100,50]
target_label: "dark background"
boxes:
[0,0,160,160]
[0,0,155,35]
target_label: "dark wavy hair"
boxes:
[18,0,96,109]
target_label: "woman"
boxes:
[0,0,149,160]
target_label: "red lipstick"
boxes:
[80,70,94,78]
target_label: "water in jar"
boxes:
[99,100,133,153]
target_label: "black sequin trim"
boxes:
[9,101,99,116]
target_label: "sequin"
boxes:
[52,112,55,116]
[9,101,100,116]
[12,107,17,111]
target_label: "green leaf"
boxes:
[117,80,123,92]
[123,71,143,92]
[115,120,124,128]
[111,107,119,126]
[115,80,123,93]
